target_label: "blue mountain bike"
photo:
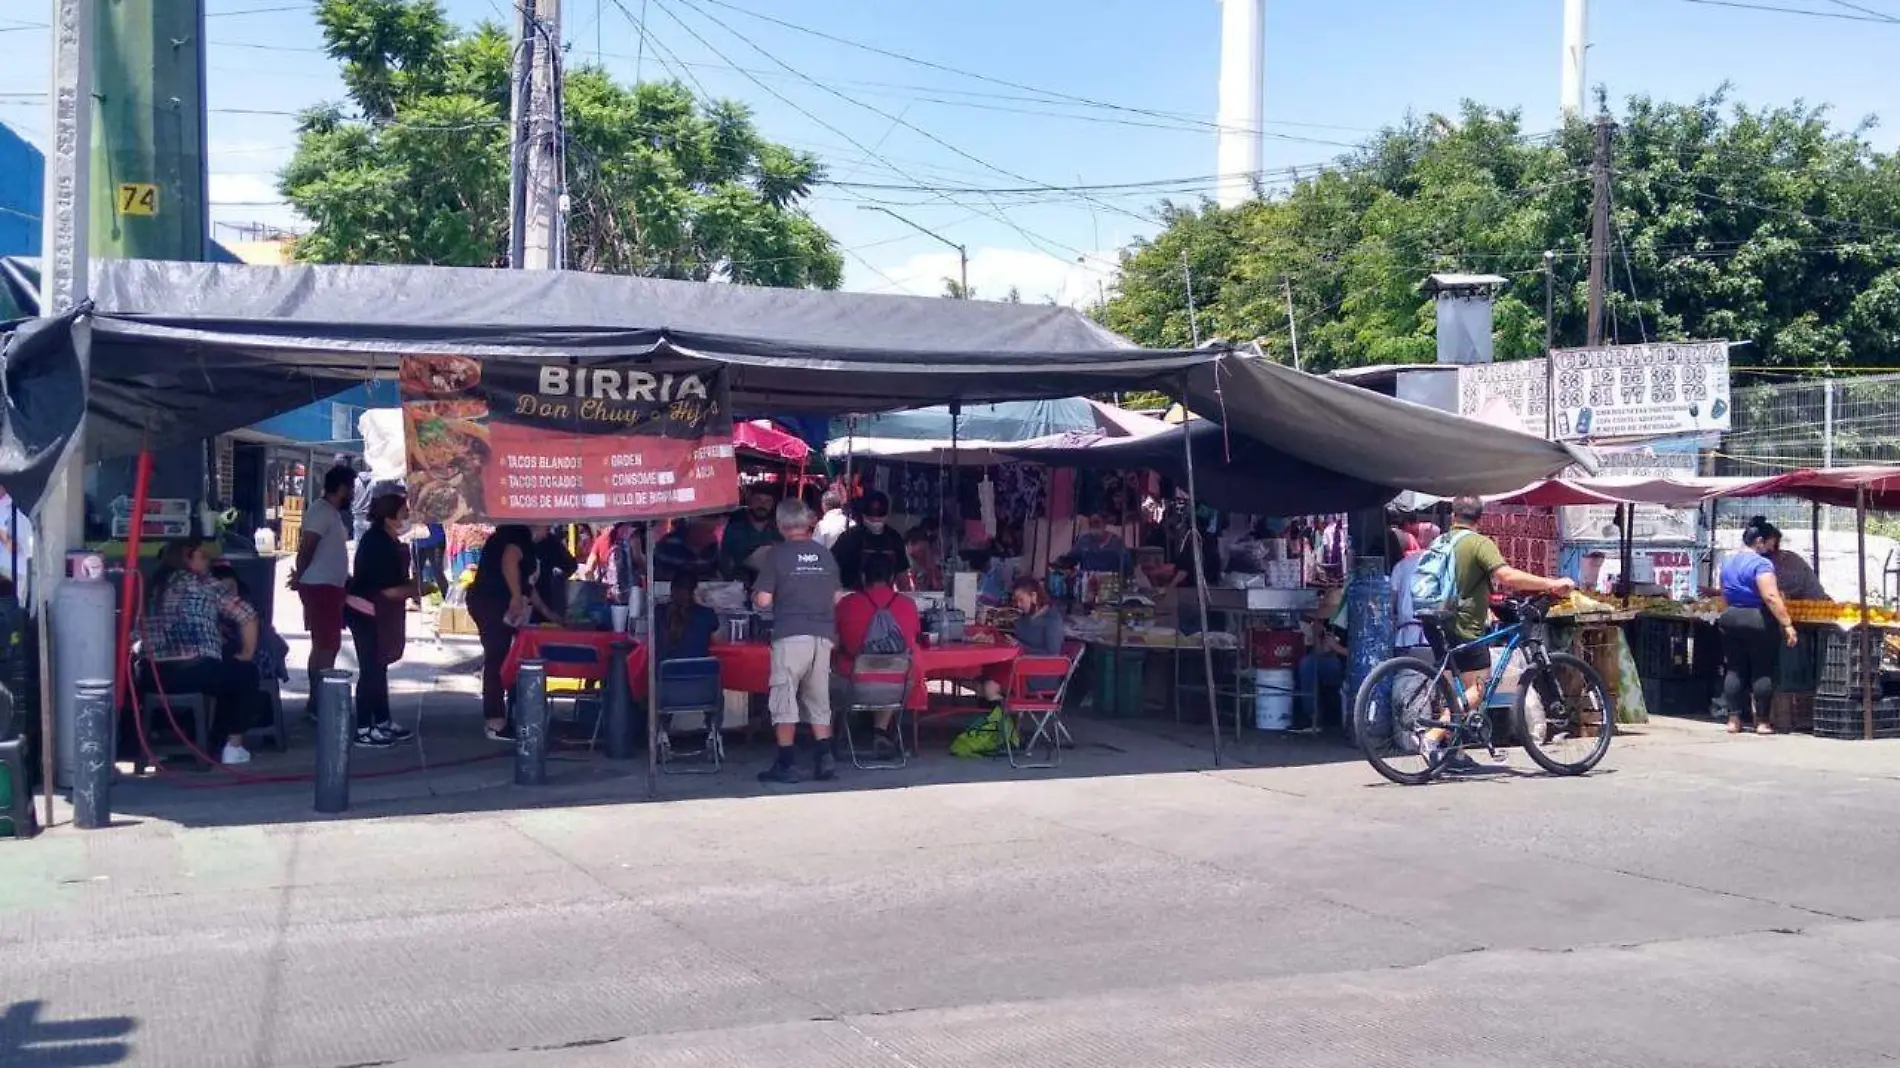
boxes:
[1355,593,1614,786]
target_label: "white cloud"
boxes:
[851,245,1120,307]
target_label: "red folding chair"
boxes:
[1003,653,1084,769]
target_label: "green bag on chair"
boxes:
[949,707,1019,758]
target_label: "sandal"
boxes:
[1726,717,1743,734]
[1755,722,1776,735]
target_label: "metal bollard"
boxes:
[603,639,635,760]
[313,669,354,814]
[71,679,114,830]
[513,660,549,786]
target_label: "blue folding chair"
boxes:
[655,657,724,774]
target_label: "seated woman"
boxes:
[143,538,269,765]
[209,563,291,687]
[984,577,1069,708]
[654,571,720,663]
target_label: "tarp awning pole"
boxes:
[1178,377,1222,767]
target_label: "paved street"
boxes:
[6,720,1900,1067]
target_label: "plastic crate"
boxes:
[1643,677,1714,719]
[1817,627,1886,697]
[1630,618,1697,679]
[1775,626,1821,694]
[1812,694,1900,740]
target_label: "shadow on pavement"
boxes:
[0,1001,137,1067]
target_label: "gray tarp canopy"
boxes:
[0,257,1586,513]
[1182,356,1596,496]
[0,257,1215,461]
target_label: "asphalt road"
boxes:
[7,722,1900,1067]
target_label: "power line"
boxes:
[657,0,1162,234]
[689,0,1361,146]
[1678,0,1900,22]
[628,0,1109,263]
[1825,0,1900,21]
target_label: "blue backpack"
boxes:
[1409,529,1473,620]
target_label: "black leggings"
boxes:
[346,610,388,729]
[1718,606,1778,725]
[469,596,516,724]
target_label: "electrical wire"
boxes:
[650,0,1162,240]
[1679,0,1900,22]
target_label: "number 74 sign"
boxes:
[116,182,158,216]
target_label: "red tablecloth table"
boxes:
[708,640,1020,711]
[908,643,1019,710]
[500,627,637,688]
[710,642,773,694]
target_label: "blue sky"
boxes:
[4,0,1900,301]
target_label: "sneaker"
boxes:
[485,724,517,743]
[813,749,838,782]
[757,762,802,784]
[221,743,252,765]
[354,726,395,749]
[377,721,415,742]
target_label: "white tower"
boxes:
[1215,0,1265,209]
[1561,0,1589,119]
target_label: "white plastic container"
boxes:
[1254,667,1295,730]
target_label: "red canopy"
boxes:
[732,420,810,461]
[1717,467,1900,511]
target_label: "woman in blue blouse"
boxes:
[1718,517,1799,735]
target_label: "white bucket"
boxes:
[1254,668,1295,730]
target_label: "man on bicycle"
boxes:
[1426,496,1576,749]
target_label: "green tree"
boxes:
[281,0,843,287]
[1104,91,1900,373]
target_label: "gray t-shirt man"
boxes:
[754,539,840,641]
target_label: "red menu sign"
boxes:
[400,355,739,523]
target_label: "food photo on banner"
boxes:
[400,354,740,523]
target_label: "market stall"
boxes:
[1,255,1585,820]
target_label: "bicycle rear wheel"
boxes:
[1356,656,1459,786]
[1515,652,1615,775]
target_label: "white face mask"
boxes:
[866,520,887,534]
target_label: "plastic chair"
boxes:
[840,653,913,770]
[1004,652,1085,769]
[655,657,724,774]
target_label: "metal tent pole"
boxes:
[1857,486,1873,741]
[1176,379,1222,767]
[646,519,660,796]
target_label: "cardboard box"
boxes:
[436,604,477,636]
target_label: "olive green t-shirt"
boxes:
[1450,529,1507,642]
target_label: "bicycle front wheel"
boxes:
[1515,652,1615,776]
[1356,656,1459,786]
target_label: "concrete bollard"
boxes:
[604,639,635,760]
[313,669,354,814]
[70,679,114,830]
[513,660,549,786]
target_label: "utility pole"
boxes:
[1281,275,1301,369]
[1544,249,1557,438]
[517,0,565,270]
[858,205,966,297]
[506,0,535,268]
[1585,114,1614,347]
[38,0,97,833]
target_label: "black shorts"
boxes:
[1419,615,1493,675]
[1449,643,1493,675]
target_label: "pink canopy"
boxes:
[732,420,810,461]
